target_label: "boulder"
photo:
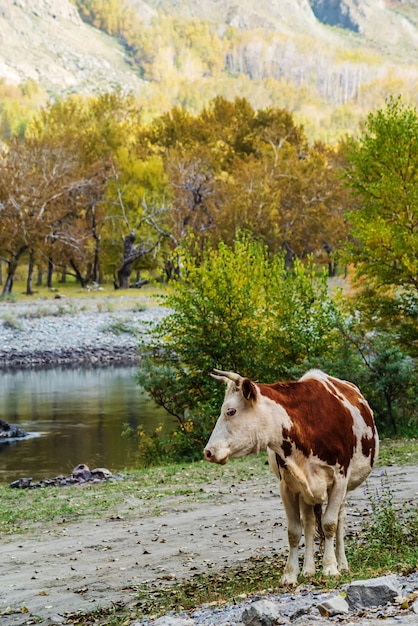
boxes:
[0,418,28,439]
[346,575,400,609]
[242,599,288,625]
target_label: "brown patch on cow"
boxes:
[361,434,377,467]
[258,379,357,475]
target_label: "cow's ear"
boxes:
[241,378,256,401]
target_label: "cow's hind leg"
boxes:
[300,500,316,578]
[336,501,349,572]
[280,482,302,585]
[322,480,347,577]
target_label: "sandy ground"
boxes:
[0,463,417,626]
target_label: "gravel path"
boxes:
[0,293,168,368]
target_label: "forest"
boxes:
[0,90,416,443]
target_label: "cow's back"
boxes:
[262,370,378,494]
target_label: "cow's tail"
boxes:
[314,504,325,544]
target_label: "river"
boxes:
[0,365,171,484]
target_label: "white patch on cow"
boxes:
[205,379,292,464]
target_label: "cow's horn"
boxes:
[211,369,241,384]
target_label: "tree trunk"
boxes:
[91,205,101,284]
[117,232,136,289]
[47,258,54,289]
[26,249,35,295]
[36,267,43,287]
[69,259,89,288]
[1,245,28,297]
[385,392,398,435]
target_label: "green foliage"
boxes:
[135,236,344,462]
[341,96,418,432]
[327,312,418,436]
[343,96,418,295]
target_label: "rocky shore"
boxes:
[0,294,169,369]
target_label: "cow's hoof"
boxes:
[280,573,298,586]
[323,565,340,577]
[302,567,316,578]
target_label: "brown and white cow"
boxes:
[204,368,378,585]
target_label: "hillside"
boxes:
[0,0,143,95]
[0,0,418,140]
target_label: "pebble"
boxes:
[136,573,418,626]
[0,298,169,368]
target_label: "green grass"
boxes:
[0,457,270,536]
[0,273,166,306]
[377,437,418,466]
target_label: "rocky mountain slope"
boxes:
[0,0,417,102]
[0,0,143,95]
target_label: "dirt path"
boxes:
[0,464,417,625]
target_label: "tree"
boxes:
[103,153,171,288]
[0,136,98,295]
[343,96,418,291]
[343,96,418,352]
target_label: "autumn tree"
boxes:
[0,135,103,295]
[103,151,171,288]
[25,92,142,287]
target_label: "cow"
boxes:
[204,368,378,585]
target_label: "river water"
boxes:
[0,365,171,484]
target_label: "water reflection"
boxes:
[0,365,171,484]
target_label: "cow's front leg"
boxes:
[280,482,302,585]
[322,481,347,576]
[300,500,316,578]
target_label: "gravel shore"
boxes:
[0,293,168,368]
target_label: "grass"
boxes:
[1,312,24,330]
[0,440,417,624]
[0,273,166,307]
[377,437,418,465]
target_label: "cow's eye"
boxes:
[226,408,236,417]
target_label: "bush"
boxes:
[135,236,345,462]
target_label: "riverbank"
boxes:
[0,460,417,626]
[0,292,169,368]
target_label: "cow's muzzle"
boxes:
[204,448,214,462]
[204,448,228,464]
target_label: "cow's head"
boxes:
[204,369,259,465]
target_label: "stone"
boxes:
[412,598,418,614]
[153,618,194,626]
[242,599,288,626]
[346,575,400,609]
[317,594,349,616]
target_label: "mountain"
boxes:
[0,0,417,140]
[1,0,418,96]
[0,0,143,95]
